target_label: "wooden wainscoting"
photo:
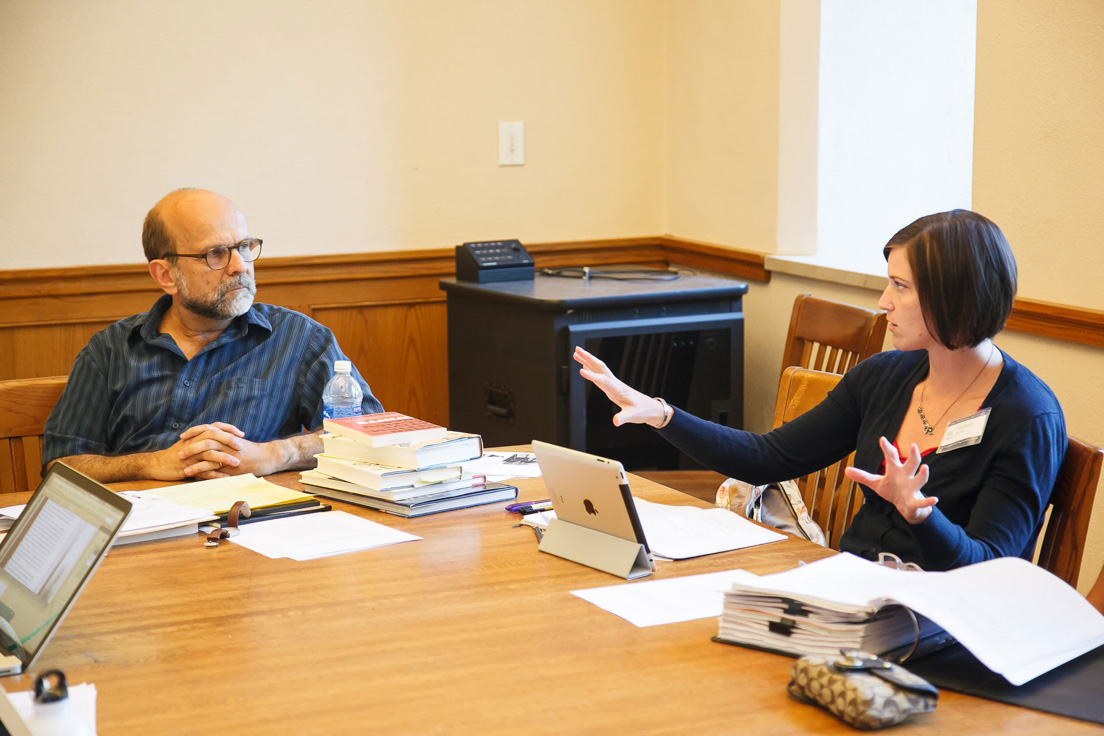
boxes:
[1,236,1101,430]
[0,239,713,426]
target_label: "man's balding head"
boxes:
[142,189,244,261]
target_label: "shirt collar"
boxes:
[134,294,272,344]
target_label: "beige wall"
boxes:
[974,0,1104,310]
[3,1,1102,587]
[664,0,780,249]
[0,0,664,268]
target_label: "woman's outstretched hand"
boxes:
[573,347,666,427]
[844,436,938,524]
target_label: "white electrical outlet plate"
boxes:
[498,121,525,166]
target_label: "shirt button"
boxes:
[172,422,180,429]
[183,380,191,387]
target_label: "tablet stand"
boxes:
[538,518,652,580]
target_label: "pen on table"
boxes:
[505,499,549,513]
[236,504,332,526]
[518,502,554,515]
[506,500,551,513]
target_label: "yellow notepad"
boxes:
[145,474,313,515]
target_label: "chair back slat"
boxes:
[1037,436,1102,586]
[0,376,68,494]
[782,293,887,377]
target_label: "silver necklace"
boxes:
[916,344,995,436]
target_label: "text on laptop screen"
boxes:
[0,472,128,659]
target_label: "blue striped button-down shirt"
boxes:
[42,295,384,464]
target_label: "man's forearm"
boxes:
[52,431,324,484]
[263,432,323,475]
[49,452,162,484]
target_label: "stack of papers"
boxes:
[133,474,314,514]
[224,510,421,561]
[1,496,216,546]
[461,451,543,481]
[716,554,1104,685]
[0,508,21,533]
[114,493,217,544]
[719,580,941,658]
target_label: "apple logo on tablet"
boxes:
[583,499,598,515]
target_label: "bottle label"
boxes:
[323,405,361,420]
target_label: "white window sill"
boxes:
[764,254,887,292]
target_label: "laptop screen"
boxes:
[0,464,130,669]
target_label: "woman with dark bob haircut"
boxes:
[575,210,1066,571]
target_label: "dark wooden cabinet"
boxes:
[440,270,747,471]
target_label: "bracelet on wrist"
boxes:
[653,397,673,429]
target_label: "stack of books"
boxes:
[301,411,518,517]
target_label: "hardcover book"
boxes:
[309,482,519,518]
[313,455,462,492]
[300,468,488,503]
[322,431,483,470]
[323,412,447,448]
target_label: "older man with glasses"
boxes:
[42,188,383,482]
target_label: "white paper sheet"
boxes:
[571,569,762,627]
[227,510,420,561]
[885,557,1104,685]
[9,682,97,734]
[461,452,542,479]
[632,499,786,559]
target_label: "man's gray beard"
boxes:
[176,273,256,320]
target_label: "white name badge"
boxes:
[936,407,991,454]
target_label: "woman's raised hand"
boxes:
[573,346,666,427]
[844,436,938,524]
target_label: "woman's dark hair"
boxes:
[883,210,1017,350]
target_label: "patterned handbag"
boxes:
[716,478,827,546]
[788,649,938,730]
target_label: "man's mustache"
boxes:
[218,275,256,298]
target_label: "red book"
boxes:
[323,412,448,448]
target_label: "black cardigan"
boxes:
[657,349,1066,570]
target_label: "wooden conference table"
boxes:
[0,468,1094,734]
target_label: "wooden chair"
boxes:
[1036,435,1103,587]
[782,293,888,375]
[1087,563,1104,614]
[635,293,885,502]
[0,376,68,494]
[772,366,862,549]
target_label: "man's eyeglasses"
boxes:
[165,238,263,270]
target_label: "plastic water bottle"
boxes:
[322,360,363,419]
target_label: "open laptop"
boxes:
[531,441,651,560]
[0,463,131,676]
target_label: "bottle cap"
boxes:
[334,360,352,373]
